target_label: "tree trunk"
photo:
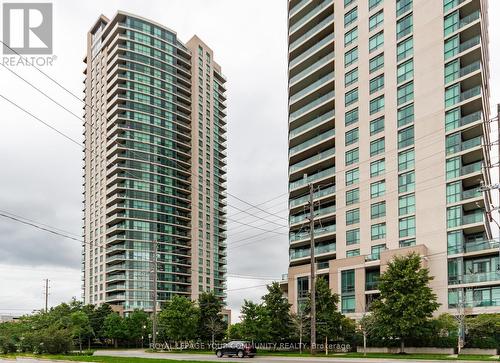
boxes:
[114,338,118,348]
[212,333,215,347]
[400,339,405,354]
[363,332,367,356]
[325,336,328,355]
[79,335,82,353]
[88,337,91,351]
[299,329,302,354]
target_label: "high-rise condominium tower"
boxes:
[283,0,498,317]
[82,12,227,312]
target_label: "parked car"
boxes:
[215,341,256,358]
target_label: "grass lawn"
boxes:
[0,354,225,363]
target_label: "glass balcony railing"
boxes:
[289,0,333,34]
[449,271,500,285]
[289,166,335,190]
[460,86,481,102]
[289,110,335,139]
[459,11,480,29]
[290,14,335,51]
[290,204,336,225]
[290,224,336,243]
[290,72,334,104]
[290,53,334,85]
[461,188,482,200]
[449,239,500,254]
[290,242,336,259]
[459,61,481,78]
[290,128,335,156]
[289,34,335,70]
[462,212,484,225]
[289,91,335,123]
[459,36,481,53]
[290,184,335,208]
[446,136,482,155]
[365,280,380,290]
[289,147,335,173]
[459,111,482,126]
[289,0,310,18]
[460,161,483,176]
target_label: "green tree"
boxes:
[158,295,199,341]
[125,310,150,347]
[261,282,292,344]
[198,292,225,343]
[87,303,113,343]
[103,312,126,347]
[227,323,244,340]
[290,311,309,353]
[239,300,269,343]
[466,314,500,348]
[370,253,439,352]
[70,311,92,353]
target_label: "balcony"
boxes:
[290,14,334,52]
[365,280,380,291]
[289,110,335,140]
[289,0,310,18]
[290,204,336,225]
[446,111,482,132]
[289,0,333,35]
[290,129,335,156]
[459,35,481,53]
[290,242,336,260]
[289,166,335,191]
[289,147,335,174]
[458,11,480,30]
[290,72,334,105]
[449,239,500,254]
[460,86,481,103]
[460,161,483,176]
[446,136,482,155]
[290,184,335,208]
[449,271,500,285]
[461,212,484,226]
[289,34,334,70]
[289,224,336,243]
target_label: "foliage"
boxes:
[465,314,500,349]
[158,295,199,341]
[239,300,269,342]
[261,282,292,343]
[227,322,244,340]
[198,292,226,343]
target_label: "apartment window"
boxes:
[371,244,386,259]
[445,60,460,84]
[397,14,413,39]
[400,239,416,248]
[369,53,384,73]
[397,81,414,105]
[346,188,360,205]
[344,7,358,27]
[344,0,355,6]
[345,47,358,66]
[369,11,384,31]
[397,59,413,84]
[369,31,384,53]
[345,88,359,106]
[370,137,385,156]
[398,148,415,171]
[447,206,462,228]
[371,201,386,219]
[345,128,359,146]
[446,181,461,203]
[346,249,360,257]
[371,180,386,198]
[446,157,460,180]
[398,125,414,149]
[345,148,359,166]
[346,168,359,185]
[341,269,355,313]
[398,171,415,193]
[370,95,385,114]
[345,68,359,86]
[371,223,386,240]
[370,117,384,135]
[369,74,384,94]
[445,108,461,131]
[369,0,382,10]
[345,27,358,46]
[346,228,360,245]
[370,158,385,177]
[399,193,416,215]
[398,103,414,127]
[345,108,359,126]
[397,37,413,61]
[444,35,459,60]
[396,0,412,17]
[445,84,460,107]
[444,11,459,36]
[346,208,360,225]
[399,216,416,238]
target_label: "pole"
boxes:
[308,183,316,355]
[152,240,158,348]
[44,279,49,312]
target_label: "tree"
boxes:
[239,300,269,343]
[103,312,126,348]
[291,311,309,353]
[158,295,199,341]
[261,282,292,344]
[125,310,150,347]
[70,311,92,353]
[466,314,500,348]
[87,303,113,343]
[227,323,244,340]
[198,292,225,343]
[370,253,439,353]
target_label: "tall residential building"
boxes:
[282,0,498,317]
[82,11,227,313]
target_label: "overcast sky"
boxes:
[0,0,499,323]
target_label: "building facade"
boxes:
[282,0,497,318]
[82,12,227,312]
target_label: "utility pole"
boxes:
[307,182,316,355]
[43,279,49,312]
[152,240,158,348]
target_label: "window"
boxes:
[444,11,459,36]
[370,117,384,135]
[370,137,385,156]
[370,96,385,114]
[446,181,461,203]
[397,14,413,39]
[369,31,384,52]
[344,27,358,46]
[344,7,358,27]
[399,216,416,238]
[369,11,384,31]
[371,223,386,240]
[369,53,384,73]
[346,188,360,205]
[447,206,461,228]
[345,88,359,106]
[371,201,386,219]
[399,193,416,215]
[446,156,460,180]
[345,68,359,86]
[341,269,355,294]
[445,84,460,107]
[400,239,416,248]
[345,128,359,146]
[397,59,413,84]
[346,168,359,185]
[371,244,386,259]
[371,180,386,198]
[346,208,360,225]
[398,82,414,105]
[344,0,355,6]
[370,74,384,94]
[444,35,459,60]
[369,0,382,10]
[445,60,460,84]
[345,47,358,66]
[445,108,461,132]
[397,37,413,61]
[398,148,415,171]
[346,249,360,257]
[398,171,415,193]
[396,0,412,17]
[346,228,360,245]
[398,125,414,149]
[370,158,385,177]
[342,296,355,313]
[346,148,359,166]
[398,103,414,127]
[345,108,359,126]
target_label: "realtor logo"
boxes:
[2,3,53,54]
